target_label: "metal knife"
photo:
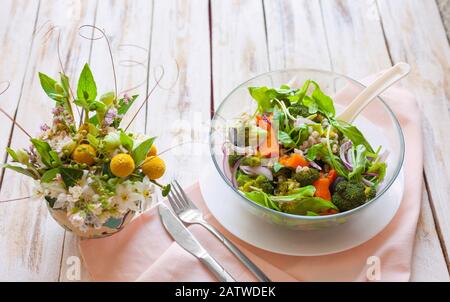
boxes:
[158,204,236,282]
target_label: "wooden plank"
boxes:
[211,0,269,108]
[0,0,38,163]
[410,183,450,281]
[0,0,97,281]
[378,0,450,266]
[145,0,210,186]
[263,0,331,70]
[320,0,391,77]
[437,0,450,42]
[58,0,153,281]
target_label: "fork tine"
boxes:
[171,181,188,209]
[174,180,198,209]
[167,194,181,215]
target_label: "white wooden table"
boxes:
[0,0,449,281]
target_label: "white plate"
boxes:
[199,159,404,256]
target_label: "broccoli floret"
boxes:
[332,180,375,212]
[228,154,242,167]
[254,175,275,194]
[238,174,274,194]
[288,103,309,118]
[241,156,261,167]
[365,186,377,200]
[236,173,253,187]
[275,178,300,195]
[293,168,320,187]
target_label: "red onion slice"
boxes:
[231,157,244,188]
[362,178,374,187]
[222,144,232,180]
[309,160,322,171]
[240,165,274,181]
[339,141,353,171]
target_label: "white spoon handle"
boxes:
[337,62,411,123]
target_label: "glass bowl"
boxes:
[209,69,405,230]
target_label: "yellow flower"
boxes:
[110,154,135,178]
[72,144,96,166]
[147,144,158,157]
[141,156,166,180]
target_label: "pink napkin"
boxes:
[80,83,422,282]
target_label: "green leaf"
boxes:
[59,167,83,187]
[306,143,325,161]
[244,190,280,211]
[348,145,368,181]
[49,151,62,167]
[87,133,99,148]
[311,81,335,117]
[302,95,319,114]
[60,73,70,96]
[306,211,319,216]
[270,186,316,202]
[248,87,273,113]
[77,63,97,102]
[6,147,19,162]
[132,137,155,167]
[278,131,296,148]
[38,72,61,101]
[31,139,53,167]
[120,131,134,152]
[118,95,138,115]
[368,161,387,185]
[2,164,36,179]
[41,168,60,183]
[273,162,284,173]
[279,197,338,215]
[162,184,171,197]
[331,119,374,153]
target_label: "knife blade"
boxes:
[158,204,235,282]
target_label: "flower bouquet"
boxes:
[3,63,170,238]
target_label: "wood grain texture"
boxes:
[0,0,39,163]
[437,0,450,41]
[59,0,155,281]
[211,0,269,108]
[410,183,450,281]
[0,0,97,281]
[264,0,331,70]
[378,0,450,268]
[146,0,210,187]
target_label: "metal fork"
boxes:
[167,180,271,282]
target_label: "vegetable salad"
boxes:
[224,81,388,216]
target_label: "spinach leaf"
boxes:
[302,95,319,114]
[77,63,97,102]
[248,87,272,113]
[280,197,338,215]
[311,81,335,117]
[244,190,280,211]
[306,143,325,161]
[132,137,156,167]
[278,130,296,148]
[331,119,374,153]
[270,185,316,202]
[348,145,368,181]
